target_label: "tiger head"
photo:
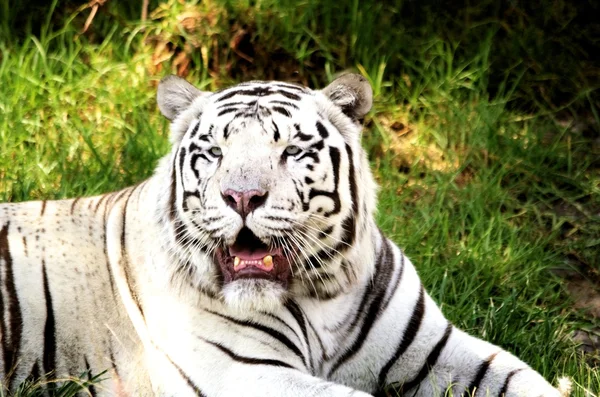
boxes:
[156,74,377,311]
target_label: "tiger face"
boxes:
[156,75,375,311]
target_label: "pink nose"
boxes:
[221,189,268,219]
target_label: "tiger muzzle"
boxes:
[215,227,292,287]
[221,189,268,220]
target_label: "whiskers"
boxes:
[167,204,353,300]
[267,217,348,298]
[165,215,221,285]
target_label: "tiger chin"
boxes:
[0,74,571,397]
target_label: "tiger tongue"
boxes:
[229,247,271,261]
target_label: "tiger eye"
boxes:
[285,146,301,155]
[209,146,222,157]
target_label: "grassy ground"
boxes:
[0,0,598,395]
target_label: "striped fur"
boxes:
[0,75,569,396]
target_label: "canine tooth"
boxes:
[263,255,273,268]
[234,256,241,268]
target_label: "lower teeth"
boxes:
[232,255,273,270]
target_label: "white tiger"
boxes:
[0,74,571,396]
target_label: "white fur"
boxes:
[0,76,568,396]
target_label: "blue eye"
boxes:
[285,146,301,155]
[209,147,222,157]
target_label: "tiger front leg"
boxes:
[214,365,373,397]
[367,246,569,397]
[141,332,374,397]
[379,314,569,397]
[432,328,572,397]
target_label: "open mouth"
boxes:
[216,227,292,287]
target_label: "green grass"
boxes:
[3,371,106,397]
[0,0,598,395]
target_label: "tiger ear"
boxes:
[322,74,373,120]
[157,75,207,120]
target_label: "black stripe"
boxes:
[272,121,280,142]
[285,300,312,369]
[173,210,204,249]
[309,140,325,151]
[305,312,328,371]
[323,233,389,329]
[205,310,305,365]
[169,153,178,221]
[399,323,453,394]
[178,147,187,182]
[189,121,200,139]
[108,340,120,377]
[70,197,81,215]
[296,151,320,164]
[340,264,383,335]
[21,236,27,257]
[42,260,56,375]
[273,82,305,92]
[346,144,357,215]
[328,239,395,376]
[201,216,225,223]
[29,361,41,381]
[306,284,342,301]
[273,89,301,101]
[262,215,294,223]
[269,100,299,109]
[102,195,118,301]
[379,250,404,314]
[40,200,47,216]
[234,109,262,119]
[135,180,147,210]
[84,356,98,397]
[497,368,525,397]
[190,153,209,179]
[339,144,358,248]
[188,142,203,154]
[216,101,250,108]
[223,122,231,140]
[108,188,130,208]
[272,106,292,117]
[245,86,272,97]
[316,121,329,138]
[318,225,334,239]
[216,86,301,102]
[93,193,110,215]
[120,188,144,317]
[307,147,341,217]
[202,337,295,369]
[303,247,335,270]
[182,189,201,213]
[163,350,207,396]
[218,107,240,117]
[263,312,301,341]
[377,285,426,387]
[215,89,245,102]
[0,222,23,383]
[340,260,355,284]
[468,351,499,395]
[295,141,324,165]
[293,124,313,141]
